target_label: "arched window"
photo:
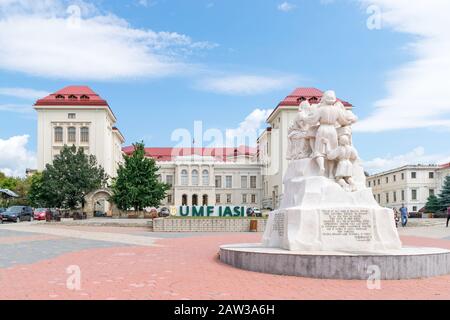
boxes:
[80,127,89,143]
[202,169,209,186]
[192,194,198,206]
[192,170,199,186]
[182,194,188,206]
[55,95,65,100]
[202,194,208,206]
[68,127,76,143]
[80,95,90,100]
[68,94,78,100]
[181,170,188,186]
[54,127,63,142]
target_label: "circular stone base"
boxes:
[219,244,450,280]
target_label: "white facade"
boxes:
[367,164,450,212]
[155,154,262,208]
[34,86,124,178]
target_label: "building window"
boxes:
[202,170,209,186]
[429,172,434,179]
[386,177,389,183]
[368,181,371,187]
[167,194,172,204]
[386,193,389,203]
[393,191,397,202]
[192,194,198,206]
[215,176,222,188]
[401,173,405,180]
[80,95,90,100]
[54,127,63,142]
[411,172,417,179]
[377,194,380,203]
[55,94,65,100]
[413,206,417,212]
[429,189,435,196]
[250,176,257,189]
[192,170,199,186]
[377,179,380,185]
[251,194,256,203]
[242,194,247,204]
[68,113,76,119]
[226,194,232,204]
[182,194,188,206]
[241,176,248,189]
[80,127,89,143]
[202,194,208,206]
[225,176,232,188]
[166,175,173,187]
[393,175,396,182]
[412,189,417,200]
[68,94,77,100]
[181,170,188,186]
[401,190,405,201]
[216,194,221,204]
[68,127,76,143]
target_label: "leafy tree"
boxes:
[438,175,450,210]
[111,142,169,211]
[28,145,108,210]
[0,172,18,190]
[425,195,440,213]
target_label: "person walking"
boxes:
[446,206,450,228]
[400,204,408,227]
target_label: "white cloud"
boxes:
[277,2,296,12]
[226,108,273,147]
[354,0,450,132]
[196,74,297,95]
[362,146,450,174]
[0,87,49,100]
[0,0,214,80]
[0,104,33,113]
[0,135,36,177]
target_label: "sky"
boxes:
[1,0,450,177]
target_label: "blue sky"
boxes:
[1,0,450,176]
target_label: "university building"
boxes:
[34,86,125,178]
[33,86,358,211]
[367,163,450,212]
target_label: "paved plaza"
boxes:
[1,220,450,300]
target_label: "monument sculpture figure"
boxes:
[220,89,450,280]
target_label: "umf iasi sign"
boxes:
[175,206,248,217]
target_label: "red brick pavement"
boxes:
[1,233,450,300]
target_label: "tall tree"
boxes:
[28,145,108,209]
[111,142,168,211]
[425,195,440,213]
[438,175,450,210]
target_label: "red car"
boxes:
[34,208,51,221]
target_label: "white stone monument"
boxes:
[263,90,402,253]
[220,90,450,280]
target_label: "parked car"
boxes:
[34,208,51,221]
[159,207,170,217]
[246,207,262,217]
[0,208,4,224]
[94,210,107,217]
[2,206,33,222]
[0,208,5,213]
[50,208,62,221]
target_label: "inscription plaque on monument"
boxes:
[320,208,372,242]
[272,211,285,237]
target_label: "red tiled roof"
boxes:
[34,85,108,106]
[440,162,450,169]
[267,87,353,122]
[122,146,257,162]
[278,87,352,107]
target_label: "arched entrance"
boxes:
[192,194,198,206]
[202,194,208,206]
[84,189,113,218]
[182,194,188,206]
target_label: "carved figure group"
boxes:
[286,90,359,191]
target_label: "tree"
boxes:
[425,195,440,213]
[438,175,450,210]
[27,172,49,208]
[28,145,108,210]
[111,142,169,211]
